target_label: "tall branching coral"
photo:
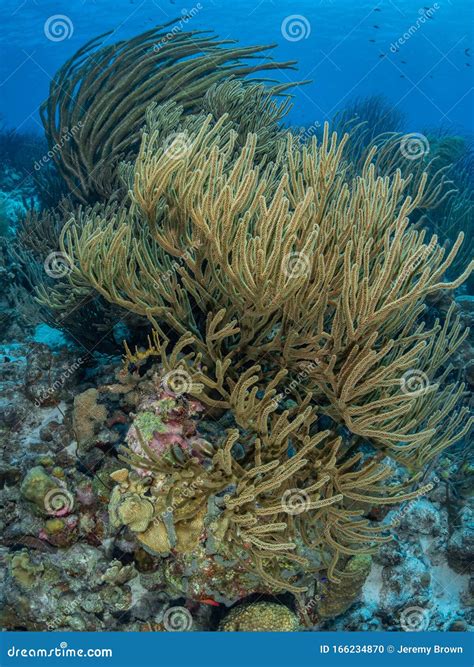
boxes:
[328,97,455,214]
[420,140,474,291]
[331,94,406,157]
[328,111,474,294]
[431,192,474,289]
[111,341,428,592]
[202,79,292,161]
[40,21,303,204]
[49,106,472,591]
[29,81,293,346]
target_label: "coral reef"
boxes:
[0,29,472,635]
[14,24,304,350]
[331,94,406,162]
[331,98,474,293]
[422,138,474,292]
[44,101,472,597]
[0,301,472,630]
[40,20,302,204]
[314,555,372,620]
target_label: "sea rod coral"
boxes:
[39,20,302,204]
[42,103,473,600]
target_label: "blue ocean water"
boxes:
[0,0,473,135]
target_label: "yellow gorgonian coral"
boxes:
[43,103,472,592]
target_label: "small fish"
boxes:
[369,39,376,43]
[379,53,386,58]
[400,74,405,78]
[373,25,380,29]
[374,7,381,10]
[199,598,220,607]
[466,63,471,67]
[465,48,471,57]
